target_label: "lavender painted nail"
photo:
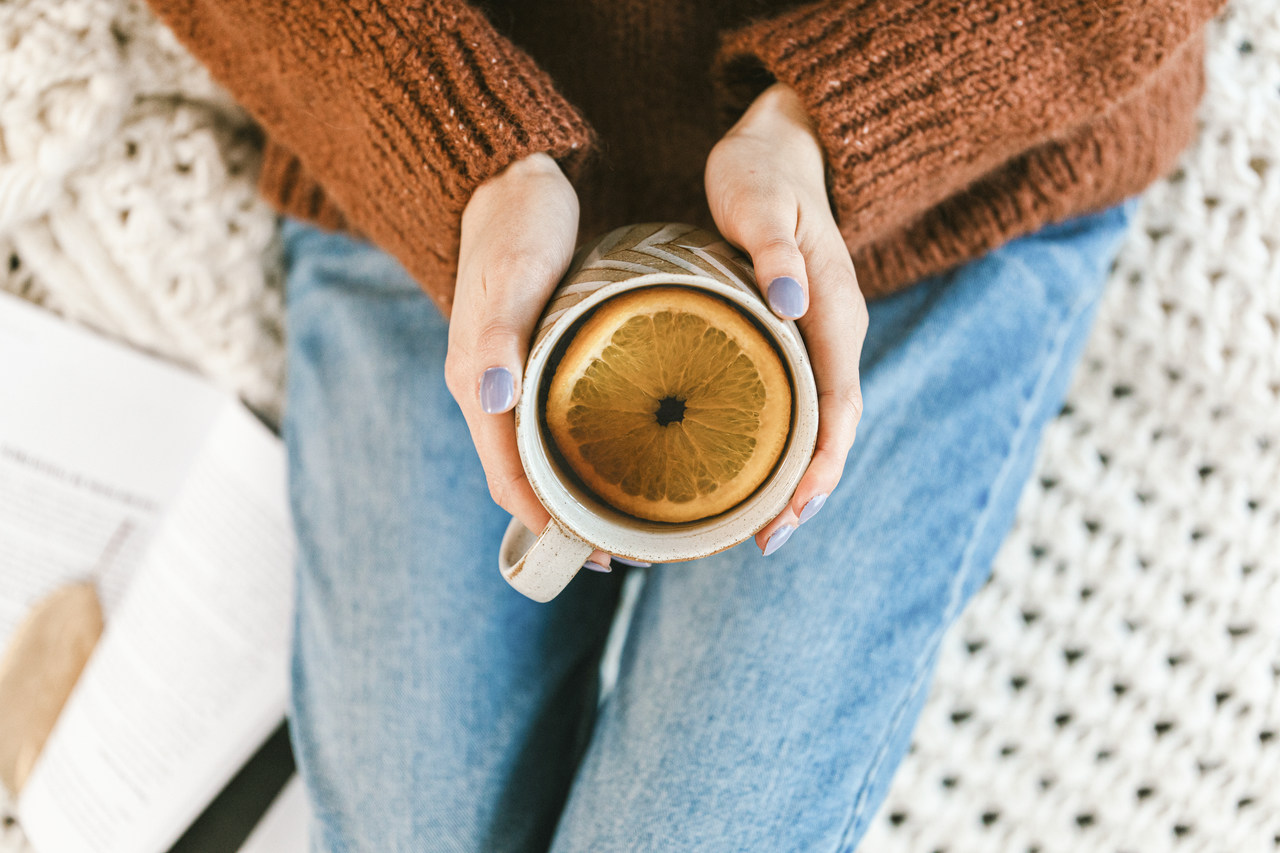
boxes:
[798,493,829,525]
[767,276,806,319]
[479,367,514,414]
[610,556,652,568]
[582,561,612,573]
[762,524,796,557]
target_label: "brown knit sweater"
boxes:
[146,0,1223,316]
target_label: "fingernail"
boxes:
[762,524,796,557]
[767,276,805,319]
[611,556,652,568]
[798,493,829,525]
[480,367,515,414]
[583,561,612,573]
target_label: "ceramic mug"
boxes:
[498,223,820,601]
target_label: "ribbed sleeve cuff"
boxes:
[334,1,597,206]
[259,140,351,234]
[714,0,1222,249]
[147,0,597,315]
[854,36,1205,297]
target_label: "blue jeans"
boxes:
[282,204,1133,852]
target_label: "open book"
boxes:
[0,292,300,853]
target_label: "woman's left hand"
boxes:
[705,82,869,556]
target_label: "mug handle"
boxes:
[498,516,595,602]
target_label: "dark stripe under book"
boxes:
[168,722,295,853]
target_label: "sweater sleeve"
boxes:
[146,0,596,315]
[715,0,1224,292]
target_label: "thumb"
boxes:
[752,232,809,321]
[473,317,528,415]
[707,173,809,320]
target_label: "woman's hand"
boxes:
[446,153,614,572]
[705,83,869,556]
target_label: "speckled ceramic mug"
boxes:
[498,223,819,602]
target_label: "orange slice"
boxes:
[545,286,791,522]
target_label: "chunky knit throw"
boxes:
[0,0,284,422]
[2,1,1278,851]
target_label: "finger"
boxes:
[754,507,801,557]
[584,550,616,574]
[458,396,613,574]
[446,166,578,540]
[751,231,809,321]
[754,229,868,553]
[447,294,548,534]
[789,233,867,512]
[455,237,577,417]
[456,401,614,574]
[456,397,551,537]
[716,199,810,321]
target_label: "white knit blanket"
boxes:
[1,1,1276,851]
[0,0,284,425]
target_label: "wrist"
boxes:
[499,151,564,180]
[731,83,821,154]
[468,151,574,214]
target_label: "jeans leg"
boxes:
[549,204,1135,852]
[281,222,624,853]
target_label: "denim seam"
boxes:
[832,284,1099,853]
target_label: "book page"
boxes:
[0,292,227,648]
[17,403,295,853]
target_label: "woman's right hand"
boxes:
[445,153,616,573]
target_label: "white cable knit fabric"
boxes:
[1,0,1276,850]
[0,0,283,423]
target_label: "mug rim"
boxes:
[515,271,819,563]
